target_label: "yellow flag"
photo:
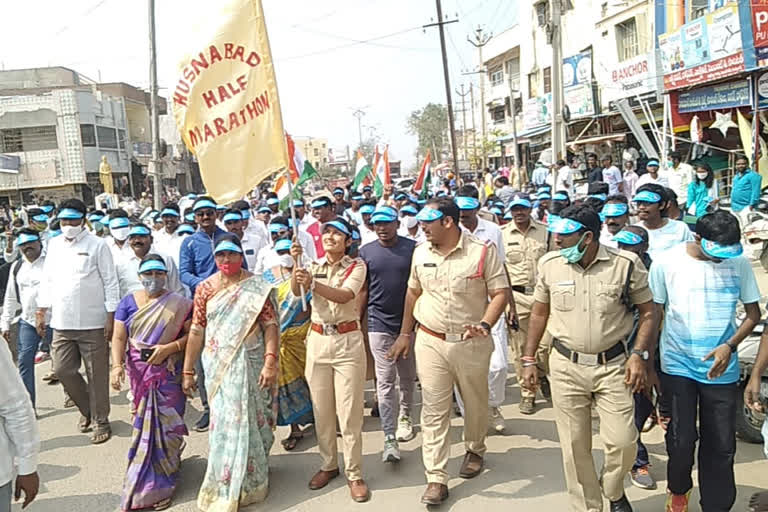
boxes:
[736,110,753,165]
[172,0,288,204]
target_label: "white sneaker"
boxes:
[382,435,401,463]
[489,406,505,433]
[396,415,416,442]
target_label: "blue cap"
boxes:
[57,208,84,220]
[257,206,272,214]
[39,205,54,214]
[293,199,305,207]
[553,192,569,201]
[588,193,607,201]
[601,203,629,217]
[701,239,743,259]
[109,217,131,229]
[333,187,345,195]
[351,229,361,241]
[537,192,552,200]
[363,185,372,192]
[493,201,505,208]
[415,207,444,222]
[360,204,376,215]
[48,229,62,238]
[128,225,152,237]
[371,206,398,224]
[138,259,168,274]
[351,195,364,201]
[160,208,180,217]
[193,199,217,211]
[177,224,195,235]
[323,220,351,237]
[417,199,427,206]
[267,198,280,206]
[269,223,289,233]
[310,197,332,209]
[274,238,293,252]
[32,214,49,223]
[184,212,195,222]
[490,207,503,216]
[633,190,662,203]
[547,216,585,234]
[503,210,514,220]
[395,193,407,201]
[508,198,532,209]
[87,213,103,222]
[215,205,227,211]
[16,233,40,246]
[240,209,251,219]
[400,205,418,216]
[455,196,481,210]
[647,159,660,167]
[213,240,243,254]
[223,212,243,223]
[613,230,644,246]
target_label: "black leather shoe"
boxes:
[610,494,633,512]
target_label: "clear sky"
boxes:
[2,0,518,169]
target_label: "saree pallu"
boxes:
[198,276,278,512]
[121,292,193,511]
[264,268,314,427]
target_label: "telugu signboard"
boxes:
[676,79,751,113]
[659,4,746,90]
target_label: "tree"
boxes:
[406,103,448,161]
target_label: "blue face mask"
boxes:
[559,232,588,264]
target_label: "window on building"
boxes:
[313,147,319,156]
[491,106,505,125]
[97,126,118,149]
[543,67,552,94]
[117,129,126,150]
[505,59,520,92]
[81,124,97,147]
[489,67,503,87]
[690,0,708,20]
[0,126,58,152]
[616,17,639,61]
[528,72,539,98]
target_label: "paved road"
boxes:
[14,265,768,511]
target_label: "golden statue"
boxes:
[99,155,114,195]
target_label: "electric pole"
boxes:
[507,75,522,186]
[455,84,470,167]
[470,83,478,170]
[468,26,491,170]
[351,108,366,150]
[148,0,162,210]
[550,0,566,162]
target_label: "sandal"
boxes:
[750,491,768,511]
[153,498,172,511]
[91,427,112,445]
[78,415,92,433]
[281,430,304,451]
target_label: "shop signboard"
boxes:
[522,93,552,131]
[562,50,592,87]
[564,83,596,118]
[659,4,746,90]
[562,50,596,119]
[752,1,768,66]
[601,52,660,107]
[677,79,751,113]
[0,154,20,174]
[758,71,768,109]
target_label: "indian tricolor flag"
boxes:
[274,133,317,208]
[413,149,431,199]
[369,144,389,196]
[352,149,372,191]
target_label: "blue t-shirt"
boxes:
[359,236,416,335]
[649,243,761,384]
[730,170,762,212]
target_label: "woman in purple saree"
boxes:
[110,254,193,511]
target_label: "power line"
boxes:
[53,0,113,37]
[288,24,435,52]
[280,25,425,61]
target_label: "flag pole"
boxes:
[286,171,308,311]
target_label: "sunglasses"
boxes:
[195,209,216,217]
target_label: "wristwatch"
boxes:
[726,340,738,353]
[630,349,649,361]
[480,321,491,332]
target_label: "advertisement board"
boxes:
[752,1,768,66]
[600,52,660,106]
[676,80,751,113]
[522,94,552,131]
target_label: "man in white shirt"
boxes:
[601,155,624,196]
[397,205,426,243]
[152,204,181,258]
[635,159,670,189]
[633,184,694,259]
[37,199,119,445]
[0,338,39,512]
[667,151,694,207]
[254,216,313,274]
[555,160,574,193]
[598,198,630,248]
[222,209,268,270]
[105,213,133,262]
[1,230,51,408]
[115,224,183,298]
[453,187,510,433]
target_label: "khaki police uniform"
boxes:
[305,255,367,481]
[534,245,652,512]
[408,232,508,485]
[501,218,551,399]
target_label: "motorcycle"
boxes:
[736,302,768,443]
[743,209,768,272]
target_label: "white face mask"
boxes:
[403,216,418,229]
[61,225,83,239]
[278,254,294,268]
[696,172,708,180]
[111,226,130,241]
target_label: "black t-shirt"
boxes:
[587,166,603,183]
[359,236,416,335]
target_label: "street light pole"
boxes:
[550,0,565,162]
[352,108,366,150]
[148,0,162,209]
[468,26,491,170]
[434,0,460,177]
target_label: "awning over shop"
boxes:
[500,125,550,144]
[567,133,627,149]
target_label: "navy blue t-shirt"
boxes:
[359,236,416,335]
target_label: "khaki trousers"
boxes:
[510,293,551,399]
[51,329,110,427]
[305,329,366,481]
[549,349,637,512]
[415,329,493,485]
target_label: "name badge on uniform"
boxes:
[555,280,575,286]
[77,252,89,256]
[507,241,520,246]
[423,263,437,268]
[245,249,254,255]
[314,273,327,278]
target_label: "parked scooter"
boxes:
[736,300,768,443]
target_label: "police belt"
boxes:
[552,338,626,366]
[418,324,465,342]
[511,285,534,295]
[310,320,360,336]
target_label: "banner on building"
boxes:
[601,53,660,106]
[172,0,289,204]
[752,1,768,66]
[562,50,592,87]
[522,93,552,131]
[676,79,752,113]
[659,4,747,90]
[0,154,20,174]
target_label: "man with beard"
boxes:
[599,195,630,248]
[333,187,350,216]
[115,223,182,298]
